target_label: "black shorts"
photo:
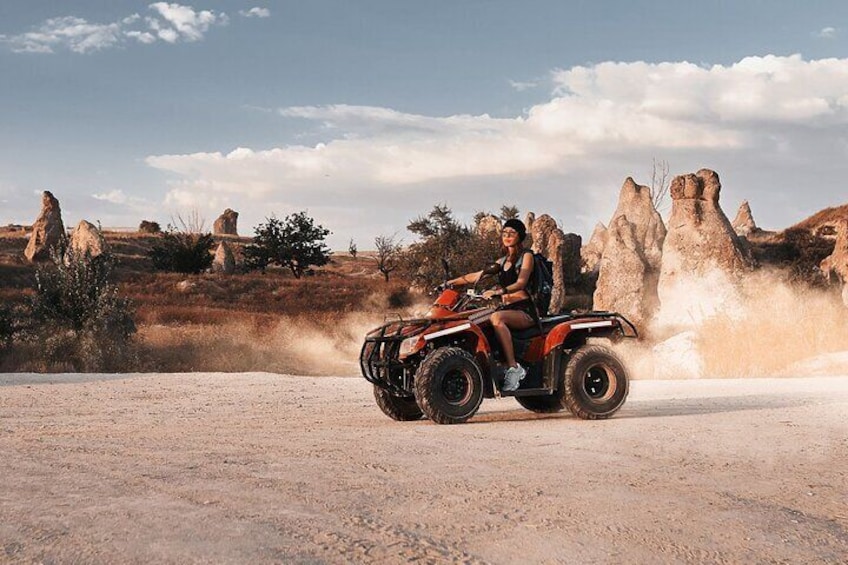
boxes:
[498,298,539,323]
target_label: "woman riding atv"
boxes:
[447,218,537,391]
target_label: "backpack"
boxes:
[527,251,554,316]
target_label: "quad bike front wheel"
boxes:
[414,347,484,425]
[373,386,424,421]
[563,344,629,420]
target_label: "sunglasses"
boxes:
[501,229,519,237]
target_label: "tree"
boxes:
[244,211,332,278]
[148,213,215,274]
[402,204,500,288]
[374,234,402,282]
[499,205,520,222]
[348,238,358,260]
[651,158,671,213]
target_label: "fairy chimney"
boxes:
[581,222,608,274]
[731,200,758,236]
[212,241,236,274]
[593,178,666,326]
[24,191,65,262]
[475,214,501,238]
[68,220,107,260]
[213,208,239,236]
[657,169,755,325]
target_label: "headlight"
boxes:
[398,335,422,358]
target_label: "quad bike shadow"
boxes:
[361,262,638,424]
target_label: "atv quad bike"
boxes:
[360,264,638,424]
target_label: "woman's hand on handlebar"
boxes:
[482,288,503,301]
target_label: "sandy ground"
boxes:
[1,373,846,564]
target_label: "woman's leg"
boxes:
[490,310,534,367]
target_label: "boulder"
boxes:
[68,220,107,260]
[24,191,65,262]
[212,241,236,274]
[138,220,161,234]
[529,214,558,256]
[731,200,758,236]
[593,178,666,326]
[657,169,755,326]
[213,208,239,236]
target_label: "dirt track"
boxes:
[1,373,847,564]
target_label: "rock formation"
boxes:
[523,212,535,248]
[732,200,758,236]
[475,214,501,238]
[657,169,755,326]
[819,220,848,306]
[138,220,161,234]
[68,220,107,260]
[527,213,581,314]
[212,241,236,275]
[581,222,608,274]
[24,191,65,262]
[595,216,651,324]
[593,178,666,327]
[213,209,239,236]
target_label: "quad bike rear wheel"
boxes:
[563,344,629,420]
[373,386,424,421]
[414,347,484,425]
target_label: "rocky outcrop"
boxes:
[527,213,582,314]
[213,209,239,236]
[24,191,65,262]
[581,222,608,274]
[212,241,236,274]
[68,220,107,260]
[524,212,536,248]
[732,200,758,236]
[138,220,161,234]
[595,216,651,325]
[475,215,501,238]
[819,220,848,306]
[657,169,755,326]
[593,178,666,327]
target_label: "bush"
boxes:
[402,204,501,289]
[0,304,14,348]
[27,249,137,371]
[149,225,215,274]
[244,212,332,278]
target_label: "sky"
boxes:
[2,1,848,249]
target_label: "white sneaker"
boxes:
[502,364,526,392]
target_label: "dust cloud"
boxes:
[617,270,848,379]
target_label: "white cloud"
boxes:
[146,55,848,243]
[148,2,228,42]
[1,3,233,54]
[92,189,129,204]
[509,79,539,92]
[239,7,271,18]
[815,26,838,39]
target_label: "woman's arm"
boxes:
[447,270,483,286]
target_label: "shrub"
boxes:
[28,249,137,371]
[0,304,14,348]
[244,212,332,278]
[402,204,501,289]
[149,223,215,274]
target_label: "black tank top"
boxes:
[498,249,532,289]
